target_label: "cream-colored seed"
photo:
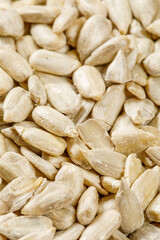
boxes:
[83,148,126,179]
[146,19,160,37]
[42,153,71,169]
[67,97,95,124]
[3,136,20,154]
[111,129,155,155]
[146,146,160,166]
[3,87,34,123]
[138,151,155,167]
[129,19,151,38]
[124,98,157,125]
[46,83,81,115]
[18,127,67,157]
[61,162,108,195]
[55,165,84,206]
[92,84,126,128]
[32,106,78,137]
[105,0,132,34]
[129,0,158,28]
[67,137,91,170]
[0,49,32,82]
[149,112,160,129]
[98,195,116,214]
[136,37,154,63]
[145,76,160,106]
[124,153,144,187]
[105,49,131,84]
[131,166,160,210]
[116,178,144,233]
[18,229,55,240]
[111,230,129,240]
[0,152,36,182]
[85,36,130,66]
[66,17,86,48]
[77,118,113,150]
[110,112,137,136]
[0,133,6,158]
[21,181,73,215]
[31,24,66,51]
[0,36,15,50]
[0,176,42,214]
[79,209,121,240]
[143,52,160,77]
[73,65,105,101]
[35,72,81,115]
[0,216,54,240]
[1,126,40,155]
[142,125,160,146]
[77,15,112,62]
[76,0,107,17]
[131,63,147,86]
[28,75,47,106]
[20,147,58,180]
[129,223,160,240]
[0,0,160,236]
[46,206,76,230]
[126,82,146,100]
[101,176,120,193]
[30,49,81,76]
[17,5,59,24]
[77,186,98,225]
[52,6,78,33]
[0,8,24,38]
[146,193,160,222]
[16,35,39,60]
[53,223,85,240]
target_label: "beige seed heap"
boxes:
[0,0,160,239]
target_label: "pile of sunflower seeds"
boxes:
[0,0,160,239]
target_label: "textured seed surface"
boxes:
[46,205,76,230]
[73,65,105,101]
[55,164,84,206]
[0,152,36,182]
[30,49,81,76]
[31,24,66,51]
[22,181,73,215]
[92,84,126,128]
[77,186,98,225]
[0,0,160,238]
[85,36,130,66]
[77,14,112,62]
[83,148,126,179]
[124,153,144,187]
[111,129,155,155]
[131,166,160,210]
[17,5,59,24]
[0,49,32,82]
[105,49,131,84]
[0,8,24,38]
[77,118,113,150]
[76,0,106,17]
[79,209,121,240]
[0,216,54,239]
[20,147,57,180]
[19,127,67,157]
[116,178,144,233]
[105,0,132,34]
[28,75,47,106]
[32,106,78,137]
[124,98,157,125]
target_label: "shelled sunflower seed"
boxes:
[0,0,160,239]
